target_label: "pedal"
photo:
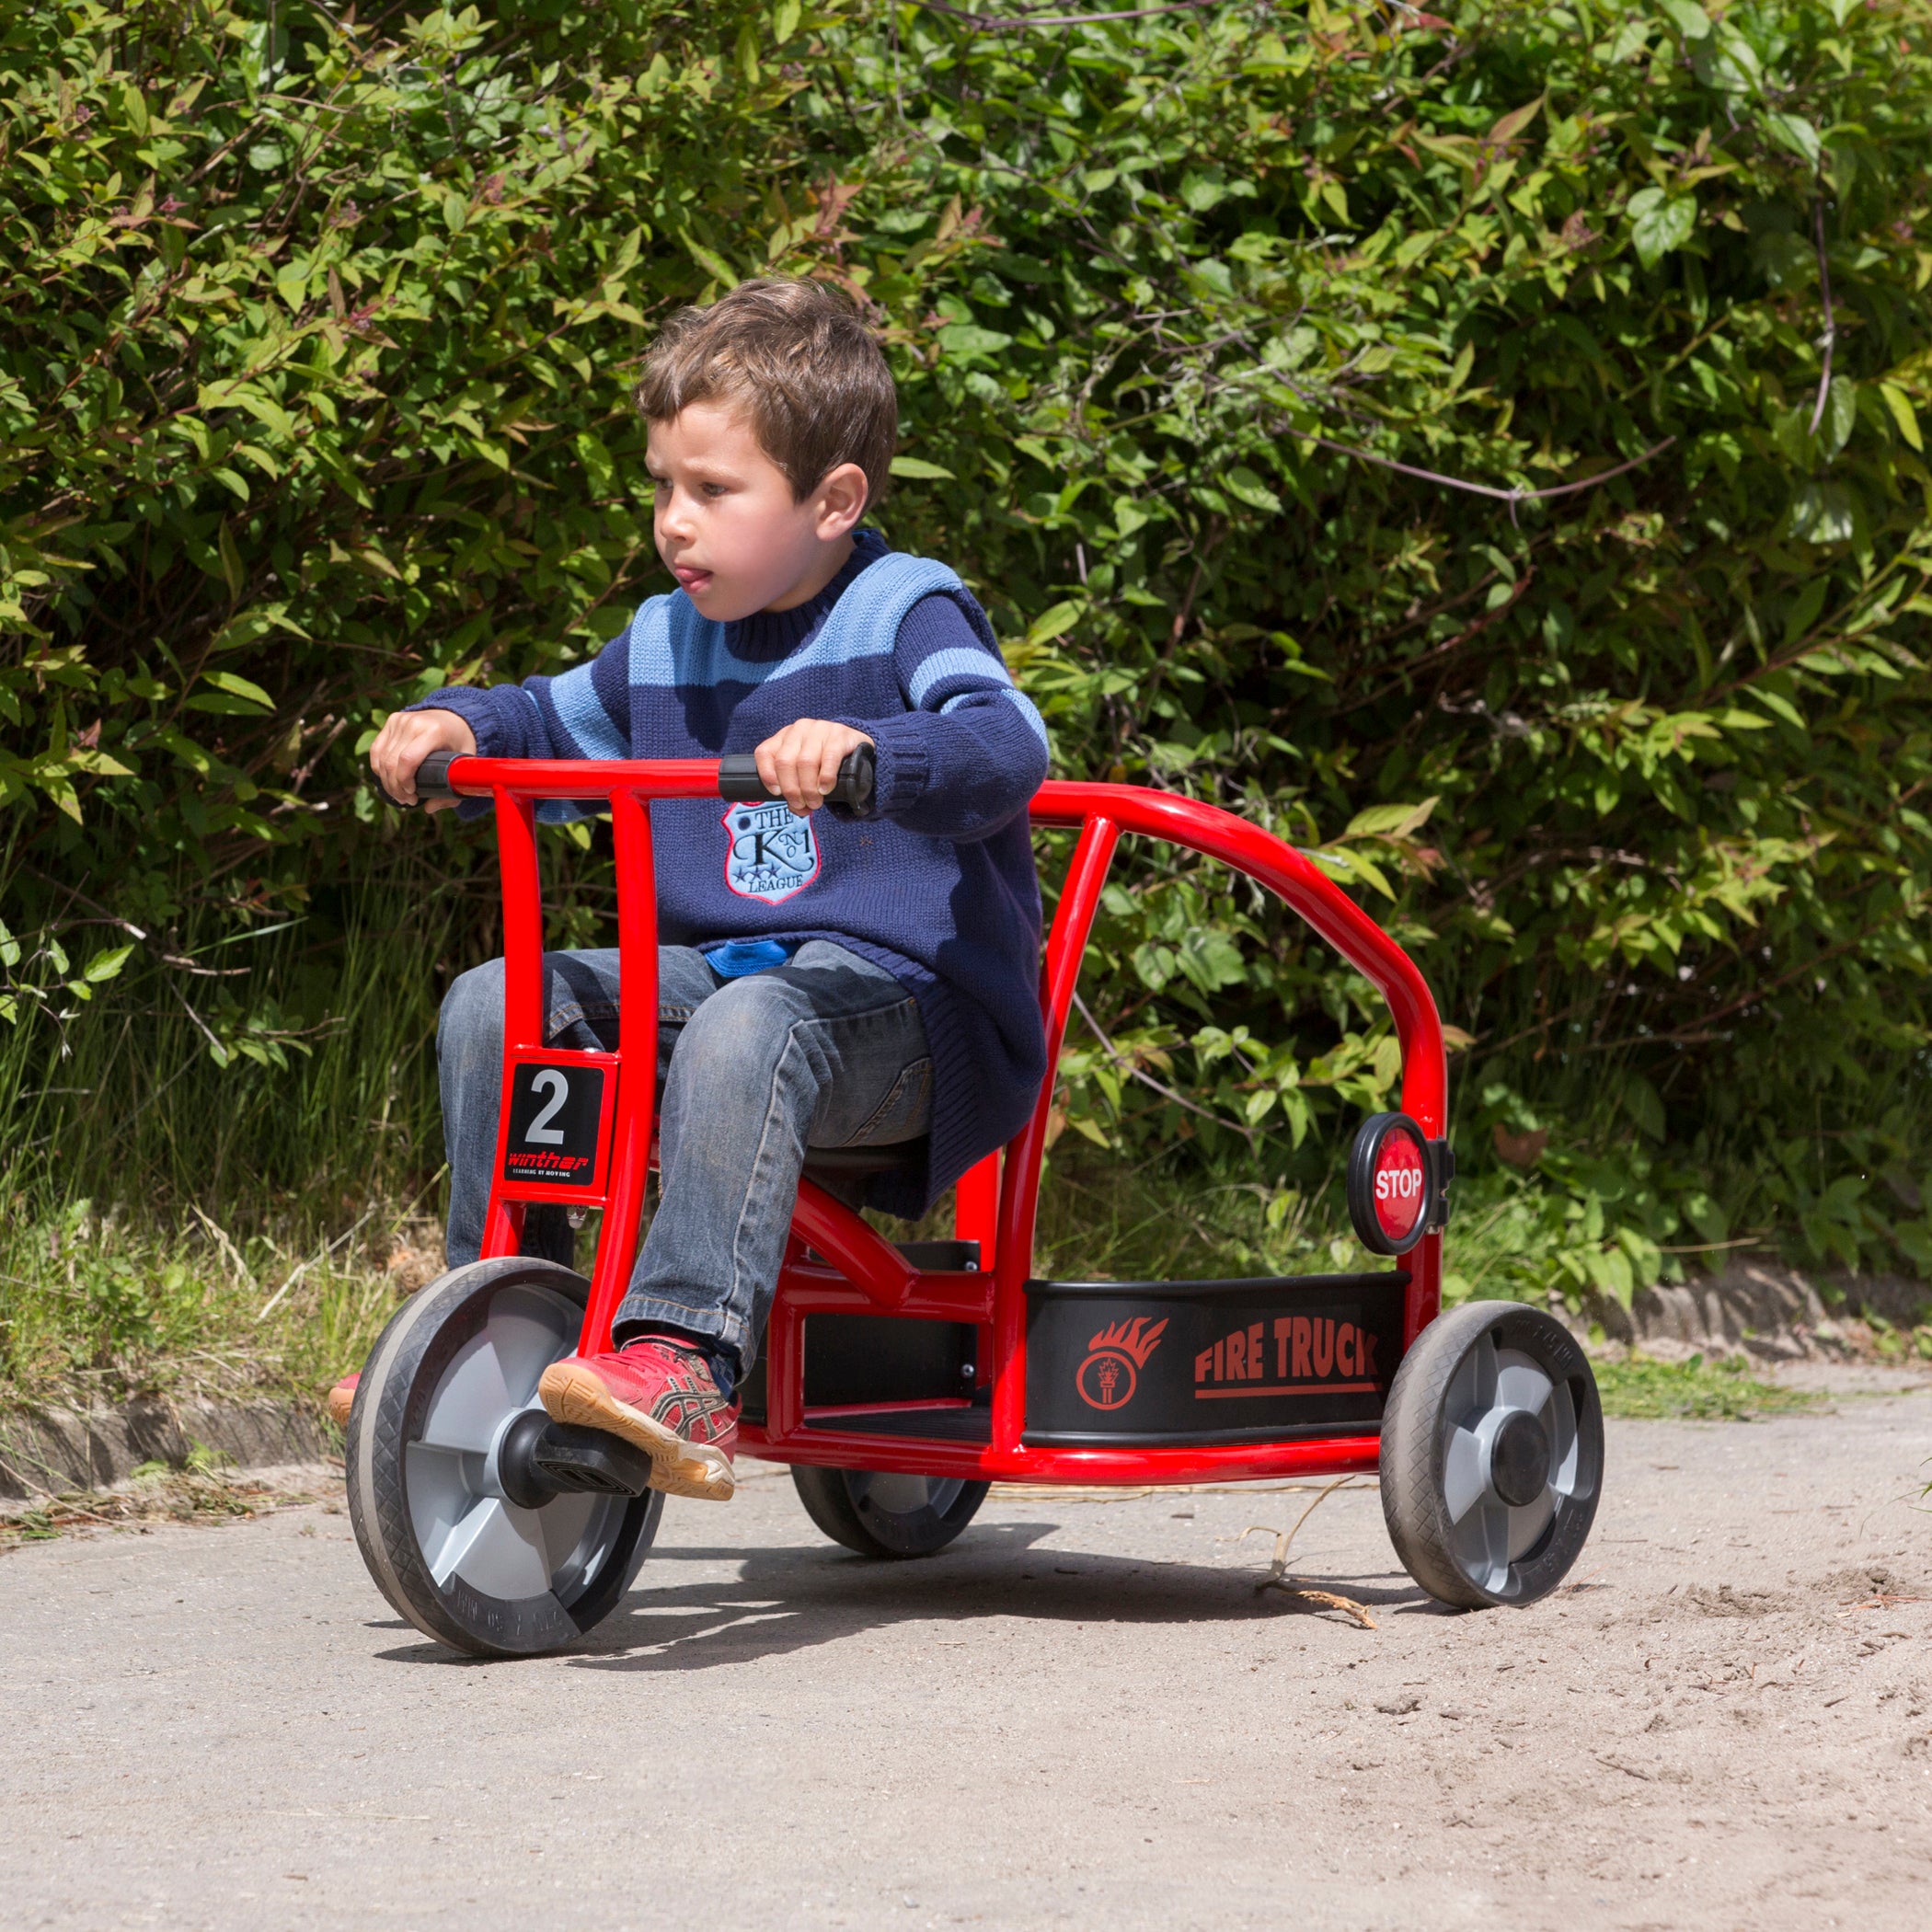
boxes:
[528,1420,655,1497]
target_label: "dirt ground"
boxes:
[1,1372,1928,1931]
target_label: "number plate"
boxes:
[499,1055,615,1195]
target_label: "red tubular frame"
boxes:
[446,757,1448,1488]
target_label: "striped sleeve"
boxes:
[403,629,634,818]
[836,591,1047,842]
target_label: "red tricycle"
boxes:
[344,751,1603,1658]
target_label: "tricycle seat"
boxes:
[799,1136,927,1181]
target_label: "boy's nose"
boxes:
[657,489,694,541]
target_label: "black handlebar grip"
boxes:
[715,753,769,801]
[414,749,459,802]
[717,744,875,811]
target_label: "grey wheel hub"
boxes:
[1440,1334,1581,1595]
[403,1283,626,1603]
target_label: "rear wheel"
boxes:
[1379,1300,1604,1609]
[791,1465,989,1558]
[346,1257,661,1658]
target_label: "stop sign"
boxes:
[1374,1129,1427,1243]
[1347,1111,1440,1256]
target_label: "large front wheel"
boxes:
[346,1258,661,1658]
[1379,1300,1604,1609]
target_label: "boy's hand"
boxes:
[754,719,874,817]
[370,708,477,812]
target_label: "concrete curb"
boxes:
[0,1399,332,1501]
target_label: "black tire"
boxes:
[1379,1299,1604,1610]
[791,1465,990,1558]
[345,1257,661,1658]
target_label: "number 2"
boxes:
[525,1068,569,1144]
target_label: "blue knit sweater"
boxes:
[410,530,1049,1214]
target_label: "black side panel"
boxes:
[1023,1272,1408,1446]
[805,1315,977,1408]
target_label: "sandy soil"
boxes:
[0,1375,1927,1930]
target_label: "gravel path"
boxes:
[2,1378,1928,1930]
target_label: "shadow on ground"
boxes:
[371,1521,1442,1671]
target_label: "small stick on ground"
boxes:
[1237,1478,1379,1628]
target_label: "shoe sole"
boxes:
[537,1361,737,1502]
[328,1378,357,1430]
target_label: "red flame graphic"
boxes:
[1086,1315,1168,1367]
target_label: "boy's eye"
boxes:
[701,482,728,499]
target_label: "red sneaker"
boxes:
[328,1372,359,1429]
[538,1340,740,1501]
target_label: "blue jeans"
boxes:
[437,942,931,1397]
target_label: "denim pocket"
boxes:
[848,1055,933,1146]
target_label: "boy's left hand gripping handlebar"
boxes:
[387,744,877,811]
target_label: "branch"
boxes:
[1305,433,1676,513]
[1807,196,1836,438]
[1335,568,1535,717]
[1071,990,1257,1146]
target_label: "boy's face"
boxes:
[647,401,865,620]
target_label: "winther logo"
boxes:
[1075,1316,1168,1411]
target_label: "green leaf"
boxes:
[201,672,275,712]
[937,323,1014,359]
[1762,112,1821,170]
[889,456,956,480]
[1623,1075,1666,1142]
[1225,466,1282,514]
[1820,377,1857,458]
[679,230,740,287]
[1659,0,1711,40]
[217,520,245,601]
[1345,798,1438,839]
[1783,577,1829,646]
[1628,190,1696,269]
[1789,481,1857,546]
[1025,602,1084,648]
[83,944,134,983]
[1880,383,1925,452]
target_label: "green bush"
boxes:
[5,0,1932,1324]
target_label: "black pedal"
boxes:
[528,1420,655,1497]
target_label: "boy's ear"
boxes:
[813,461,869,539]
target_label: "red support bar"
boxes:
[953,1153,999,1270]
[744,1427,1382,1486]
[789,1179,918,1308]
[991,814,1121,1460]
[580,788,661,1354]
[480,787,545,1262]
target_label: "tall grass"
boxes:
[0,860,471,1408]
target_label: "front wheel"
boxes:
[346,1257,661,1658]
[1379,1300,1604,1609]
[791,1465,989,1558]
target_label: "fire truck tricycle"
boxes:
[343,750,1603,1658]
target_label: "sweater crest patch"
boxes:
[722,799,821,905]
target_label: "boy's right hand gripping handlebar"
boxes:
[406,744,876,811]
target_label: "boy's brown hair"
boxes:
[636,278,898,510]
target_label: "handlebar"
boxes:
[394,744,877,812]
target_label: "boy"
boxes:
[367,279,1048,1503]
